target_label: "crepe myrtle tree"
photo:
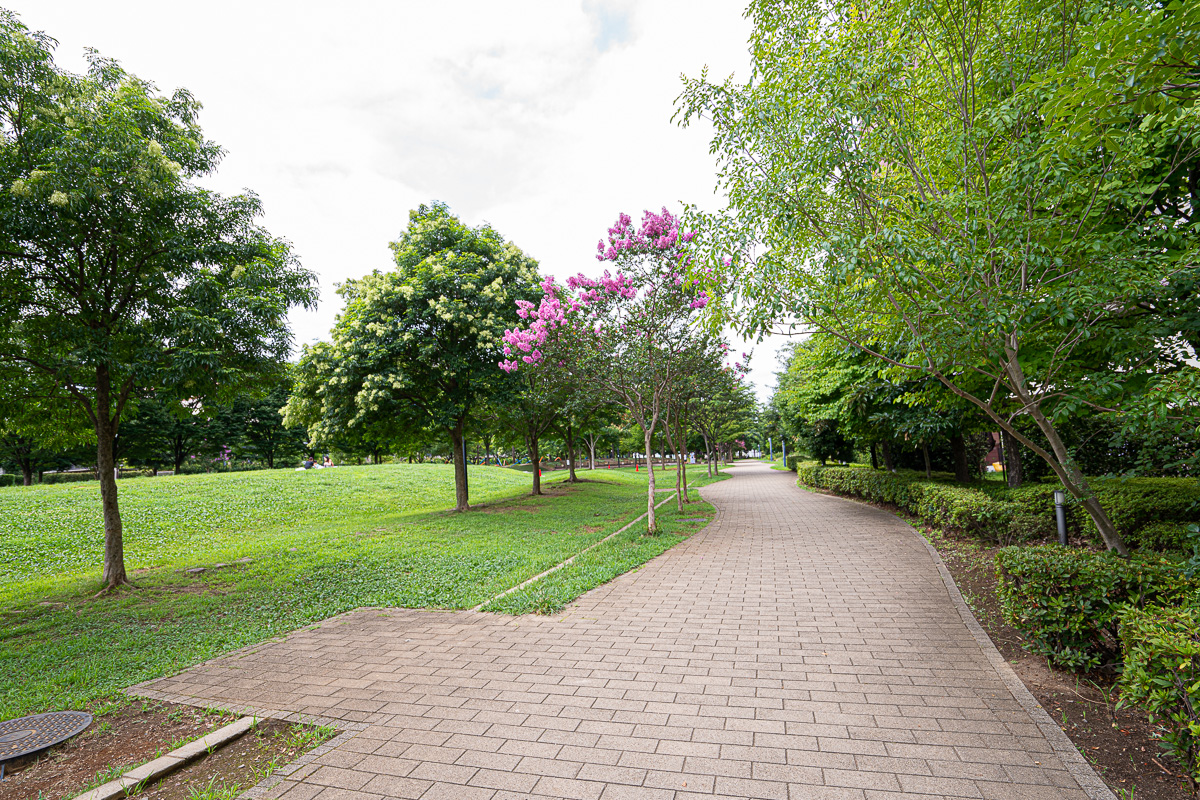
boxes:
[502,209,711,532]
[284,203,541,510]
[498,276,577,496]
[0,16,316,590]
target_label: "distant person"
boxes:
[322,455,333,467]
[302,457,315,470]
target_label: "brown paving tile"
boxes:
[131,462,1110,800]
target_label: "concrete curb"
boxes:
[71,716,257,800]
[795,480,1118,800]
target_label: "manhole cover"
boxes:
[0,711,92,762]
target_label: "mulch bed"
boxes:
[0,699,330,800]
[806,485,1192,800]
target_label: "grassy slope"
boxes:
[0,463,725,719]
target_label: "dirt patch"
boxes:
[0,699,334,800]
[803,485,1193,800]
[0,699,235,800]
[133,719,333,800]
[583,525,603,534]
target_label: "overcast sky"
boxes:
[15,1,790,401]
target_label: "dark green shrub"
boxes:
[40,471,96,484]
[996,545,1192,671]
[1119,603,1200,790]
[786,453,804,471]
[1132,521,1192,553]
[0,474,21,487]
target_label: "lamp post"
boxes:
[781,437,787,469]
[768,437,774,462]
[1054,490,1067,545]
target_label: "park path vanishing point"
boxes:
[132,461,1115,800]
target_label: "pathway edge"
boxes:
[794,479,1118,800]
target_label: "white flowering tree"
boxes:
[284,202,540,511]
[0,15,316,590]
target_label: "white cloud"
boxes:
[15,0,784,400]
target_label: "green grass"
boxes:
[0,463,726,719]
[481,498,718,615]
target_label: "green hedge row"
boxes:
[995,545,1192,670]
[1119,603,1200,787]
[995,544,1200,784]
[795,465,1200,550]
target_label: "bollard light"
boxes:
[1053,490,1067,545]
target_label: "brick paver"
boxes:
[133,461,1114,799]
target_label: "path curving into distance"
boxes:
[134,460,1113,800]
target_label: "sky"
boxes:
[15,0,791,401]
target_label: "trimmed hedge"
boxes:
[39,471,97,484]
[0,474,22,487]
[1119,603,1200,788]
[799,465,1200,551]
[796,465,1039,544]
[996,545,1192,670]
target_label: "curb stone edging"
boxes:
[120,689,370,800]
[916,531,1119,800]
[795,480,1118,800]
[71,716,257,800]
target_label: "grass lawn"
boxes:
[0,463,726,720]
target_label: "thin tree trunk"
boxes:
[566,421,578,482]
[882,440,894,471]
[1002,357,1127,553]
[870,441,878,470]
[587,436,596,469]
[1001,429,1023,487]
[644,423,658,533]
[95,366,129,590]
[950,433,970,483]
[676,412,689,506]
[527,430,542,495]
[450,419,469,511]
[922,441,932,479]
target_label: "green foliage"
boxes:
[996,546,1192,671]
[802,465,1200,549]
[1119,602,1200,789]
[283,202,540,508]
[679,0,1200,553]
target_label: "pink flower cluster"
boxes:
[499,277,571,373]
[595,208,696,262]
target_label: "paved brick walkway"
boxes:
[133,462,1113,800]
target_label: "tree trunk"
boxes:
[950,433,970,483]
[527,432,542,495]
[20,457,32,486]
[870,441,878,470]
[644,424,658,533]
[922,441,932,479]
[450,419,469,511]
[1026,404,1127,554]
[999,355,1126,552]
[587,436,596,469]
[675,413,688,506]
[882,440,894,471]
[566,421,578,483]
[1001,429,1023,487]
[95,368,129,590]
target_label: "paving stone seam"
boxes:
[797,480,1119,800]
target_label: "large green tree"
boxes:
[678,0,1200,554]
[0,14,316,588]
[284,203,540,511]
